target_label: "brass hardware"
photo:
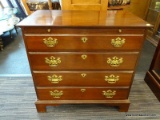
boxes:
[105,74,119,84]
[107,56,123,67]
[45,56,61,67]
[81,37,88,43]
[47,74,62,84]
[43,37,58,47]
[50,90,63,98]
[47,29,51,32]
[81,73,87,77]
[102,90,116,98]
[81,54,87,60]
[81,89,86,92]
[111,37,125,47]
[146,24,151,26]
[118,29,122,33]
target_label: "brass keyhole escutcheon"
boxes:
[47,29,51,32]
[81,89,86,92]
[81,73,87,78]
[81,54,87,60]
[81,37,88,43]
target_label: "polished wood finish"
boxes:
[144,39,160,101]
[29,52,139,70]
[36,87,129,100]
[17,10,152,112]
[25,35,144,51]
[18,10,150,27]
[61,0,108,11]
[24,27,146,34]
[33,71,133,87]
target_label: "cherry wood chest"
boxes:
[17,10,152,112]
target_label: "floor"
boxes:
[0,28,31,76]
[0,28,156,79]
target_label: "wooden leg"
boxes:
[35,103,60,112]
[119,103,130,112]
[35,104,47,113]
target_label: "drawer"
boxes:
[36,87,129,100]
[23,27,145,34]
[25,35,144,51]
[28,52,139,70]
[33,71,133,87]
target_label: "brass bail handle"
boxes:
[45,56,61,67]
[81,89,86,92]
[105,74,119,84]
[102,90,116,98]
[43,37,58,47]
[107,56,123,67]
[47,74,63,84]
[111,37,125,48]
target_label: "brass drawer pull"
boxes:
[118,29,122,33]
[81,73,87,77]
[48,74,62,84]
[102,90,116,98]
[111,37,125,47]
[81,37,88,43]
[45,56,61,67]
[43,37,58,47]
[107,56,123,67]
[81,89,86,92]
[50,90,63,98]
[47,29,51,32]
[81,54,87,60]
[105,74,119,84]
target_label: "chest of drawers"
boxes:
[17,10,152,112]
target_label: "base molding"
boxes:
[35,99,130,112]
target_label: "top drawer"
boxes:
[23,27,145,34]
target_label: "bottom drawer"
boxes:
[36,87,129,100]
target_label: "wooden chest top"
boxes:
[17,10,152,28]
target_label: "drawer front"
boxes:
[36,87,129,100]
[29,52,139,70]
[33,71,133,86]
[23,27,145,34]
[25,35,144,51]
